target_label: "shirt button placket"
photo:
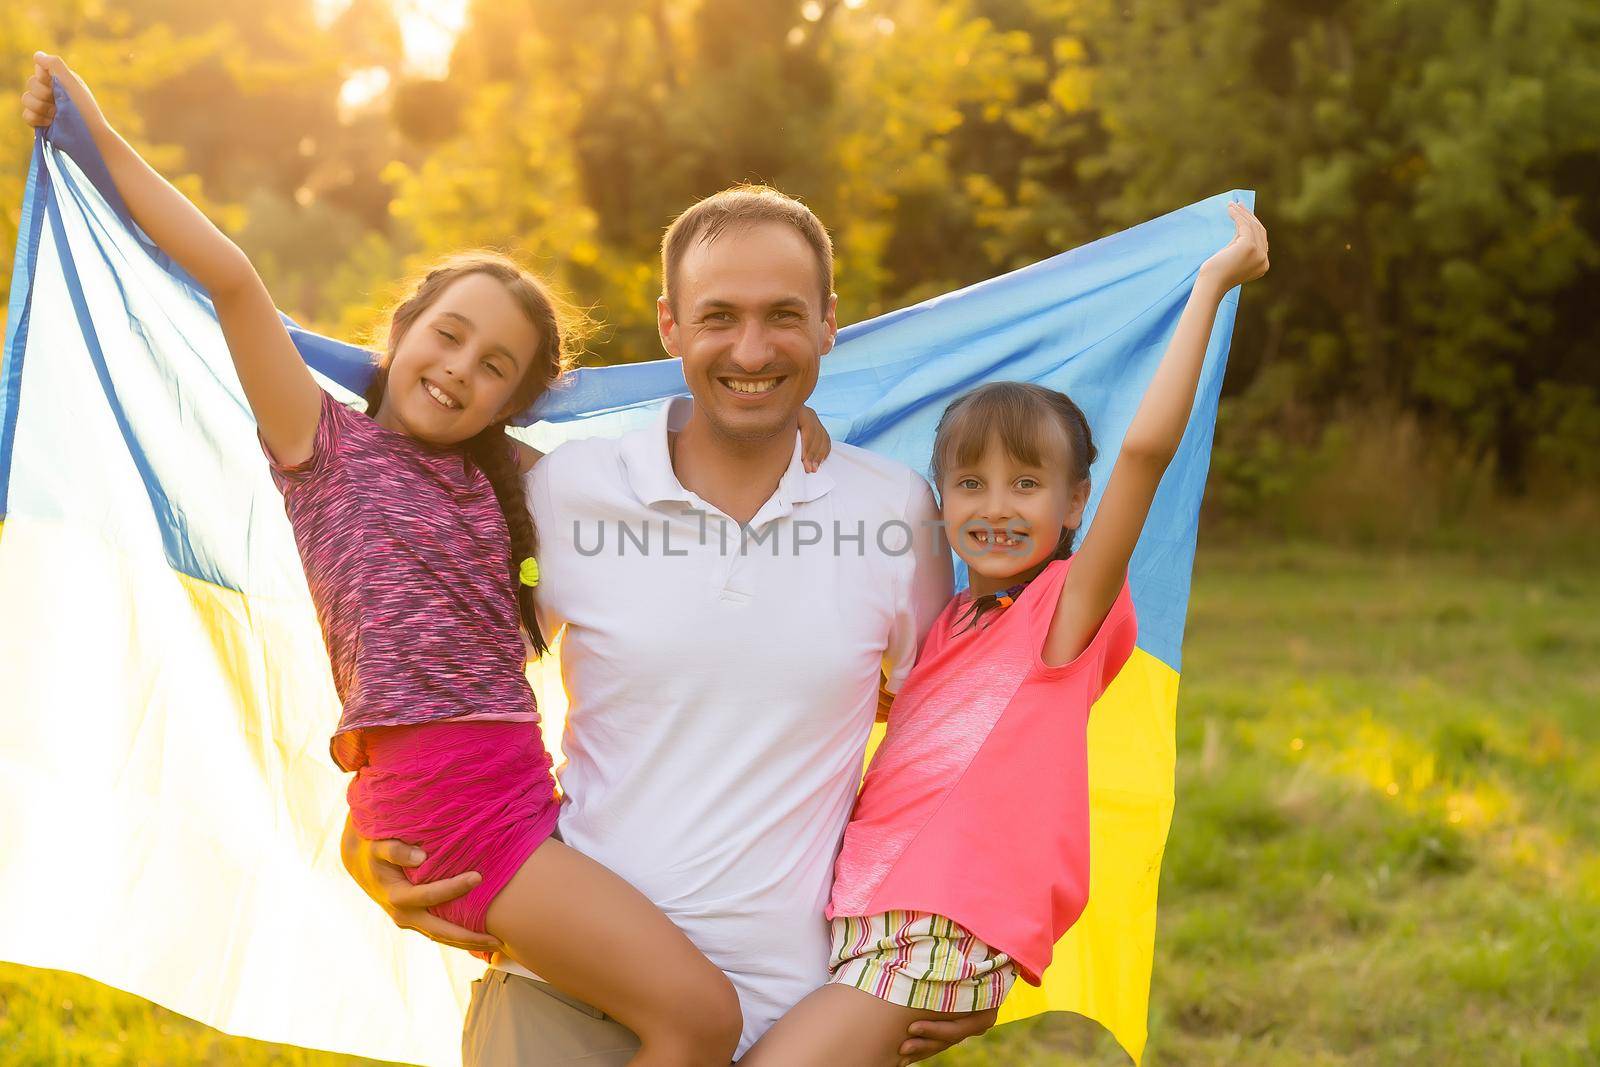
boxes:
[690,503,733,595]
[720,517,747,597]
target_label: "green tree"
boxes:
[1056,0,1600,486]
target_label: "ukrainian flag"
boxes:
[0,85,1245,1065]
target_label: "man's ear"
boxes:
[657,295,681,358]
[819,292,839,355]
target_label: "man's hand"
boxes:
[900,1007,999,1064]
[341,815,502,953]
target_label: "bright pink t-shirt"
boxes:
[827,555,1137,984]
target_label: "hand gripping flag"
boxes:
[0,83,1247,1066]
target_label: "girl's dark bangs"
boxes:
[936,387,1061,475]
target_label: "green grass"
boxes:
[4,540,1597,1065]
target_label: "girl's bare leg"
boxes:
[485,837,742,1067]
[738,982,979,1067]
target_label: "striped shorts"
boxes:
[828,910,1016,1012]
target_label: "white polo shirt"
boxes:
[507,397,951,1053]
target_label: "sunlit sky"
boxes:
[316,0,470,109]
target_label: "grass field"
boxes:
[3,539,1597,1065]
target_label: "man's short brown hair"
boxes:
[660,184,834,309]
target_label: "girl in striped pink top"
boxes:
[27,55,748,1065]
[743,201,1269,1066]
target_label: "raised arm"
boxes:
[1043,201,1268,666]
[23,54,321,465]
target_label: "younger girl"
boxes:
[742,201,1268,1065]
[21,54,820,1065]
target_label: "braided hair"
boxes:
[930,382,1096,633]
[363,252,583,656]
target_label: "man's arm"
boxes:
[511,438,544,476]
[881,471,953,694]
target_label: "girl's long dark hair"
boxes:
[363,252,582,656]
[930,382,1096,632]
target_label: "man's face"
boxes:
[657,222,837,445]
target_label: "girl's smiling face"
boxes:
[939,425,1090,597]
[375,272,542,445]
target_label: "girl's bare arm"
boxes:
[1043,202,1268,666]
[24,54,321,465]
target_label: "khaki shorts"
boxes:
[462,968,641,1066]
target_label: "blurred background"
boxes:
[1,0,1596,1063]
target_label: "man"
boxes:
[343,186,999,1063]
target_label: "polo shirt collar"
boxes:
[619,396,836,520]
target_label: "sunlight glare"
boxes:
[395,0,471,78]
[317,0,469,78]
[339,66,392,114]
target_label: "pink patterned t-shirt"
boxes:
[265,389,537,771]
[827,555,1136,984]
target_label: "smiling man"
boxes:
[658,195,827,468]
[344,186,998,1064]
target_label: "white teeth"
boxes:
[725,378,779,395]
[424,380,461,410]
